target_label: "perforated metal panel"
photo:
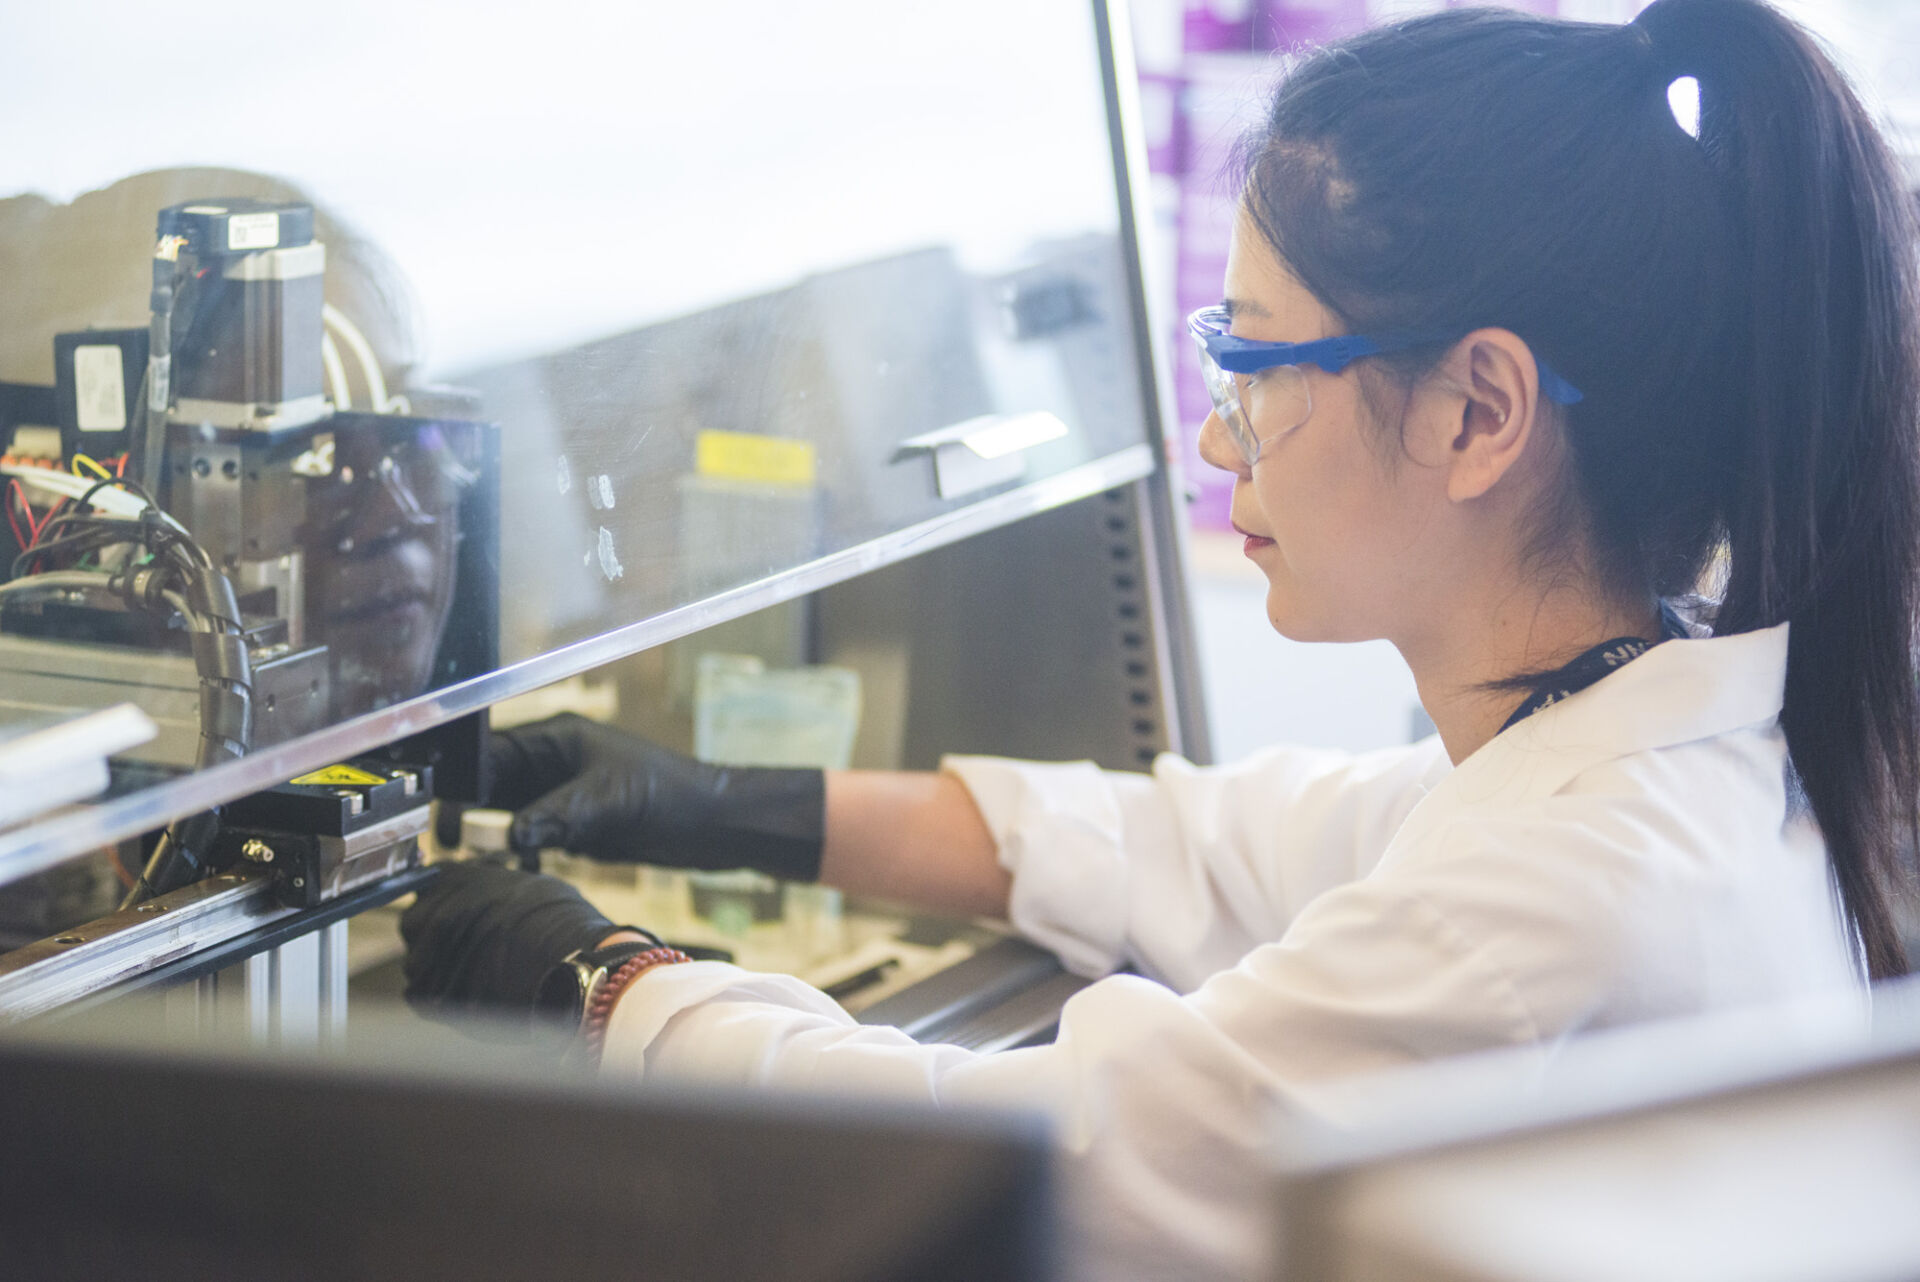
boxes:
[815,478,1208,773]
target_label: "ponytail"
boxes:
[1242,0,1920,975]
[1634,0,1920,978]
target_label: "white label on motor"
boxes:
[227,212,281,251]
[73,345,127,431]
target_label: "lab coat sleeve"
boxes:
[942,738,1449,989]
[601,867,1539,1282]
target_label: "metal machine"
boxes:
[0,193,497,1012]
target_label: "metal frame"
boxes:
[0,865,429,1024]
[1096,0,1215,763]
[161,921,353,1044]
[0,870,291,1022]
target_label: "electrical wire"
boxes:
[7,479,69,547]
[323,303,399,413]
[0,569,118,600]
[159,588,209,633]
[77,218,252,906]
[39,497,66,540]
[0,463,148,515]
[321,329,353,411]
[126,830,177,908]
[0,469,252,906]
[5,480,31,549]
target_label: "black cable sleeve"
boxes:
[187,629,251,766]
[195,686,250,764]
[124,810,222,907]
[188,629,251,683]
[185,561,243,630]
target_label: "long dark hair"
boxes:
[1238,0,1920,977]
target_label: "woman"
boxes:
[401,1,1920,1276]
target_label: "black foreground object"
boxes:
[0,1001,1057,1282]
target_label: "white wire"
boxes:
[0,465,148,516]
[322,303,396,413]
[321,330,353,411]
[161,589,210,633]
[0,570,109,599]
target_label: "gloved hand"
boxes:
[400,861,640,1016]
[484,713,825,881]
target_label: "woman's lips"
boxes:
[1232,521,1275,555]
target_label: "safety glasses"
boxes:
[1186,305,1583,467]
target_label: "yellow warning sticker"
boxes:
[694,430,817,488]
[290,764,387,788]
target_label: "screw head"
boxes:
[241,838,276,864]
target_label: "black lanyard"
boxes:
[1498,605,1689,734]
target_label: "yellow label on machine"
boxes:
[694,430,817,487]
[290,764,387,788]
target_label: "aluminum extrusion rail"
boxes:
[0,869,311,1022]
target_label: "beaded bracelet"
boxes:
[583,946,692,1068]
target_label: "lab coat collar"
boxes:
[1394,623,1790,845]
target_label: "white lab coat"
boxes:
[603,622,1860,1280]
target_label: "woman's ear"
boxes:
[1430,329,1542,503]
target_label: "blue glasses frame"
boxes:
[1187,305,1584,465]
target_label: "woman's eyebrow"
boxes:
[1222,297,1271,320]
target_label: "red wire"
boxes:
[35,496,65,542]
[5,481,28,549]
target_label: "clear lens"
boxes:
[1191,339,1311,467]
[1247,364,1311,454]
[1197,348,1260,464]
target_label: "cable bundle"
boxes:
[0,475,252,903]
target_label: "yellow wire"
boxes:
[70,454,112,480]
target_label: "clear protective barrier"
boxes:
[0,0,1162,878]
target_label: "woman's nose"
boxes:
[1196,409,1249,477]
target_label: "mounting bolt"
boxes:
[291,876,306,889]
[240,838,276,864]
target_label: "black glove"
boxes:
[484,713,825,881]
[400,861,638,1016]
